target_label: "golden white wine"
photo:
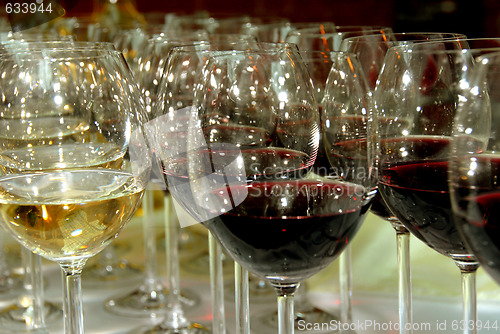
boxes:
[0,169,144,262]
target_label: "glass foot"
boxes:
[82,258,143,287]
[0,273,23,300]
[0,301,62,330]
[224,275,275,304]
[104,286,201,318]
[180,251,232,277]
[136,322,211,334]
[252,305,340,333]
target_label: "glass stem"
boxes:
[275,284,297,334]
[60,260,87,334]
[339,244,352,324]
[457,262,479,334]
[395,225,413,334]
[164,194,189,328]
[26,250,46,330]
[0,229,11,290]
[209,232,226,334]
[234,262,250,334]
[142,189,162,292]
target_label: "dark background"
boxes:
[6,0,500,38]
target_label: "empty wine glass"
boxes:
[285,25,393,52]
[242,21,293,42]
[0,43,151,334]
[375,45,485,334]
[136,41,219,334]
[103,25,196,319]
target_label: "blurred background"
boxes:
[56,0,500,38]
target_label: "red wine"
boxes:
[204,180,369,285]
[378,137,470,258]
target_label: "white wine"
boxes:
[0,169,144,262]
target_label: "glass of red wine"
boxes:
[155,47,374,334]
[374,45,484,334]
[146,41,295,334]
[340,31,468,334]
[449,49,500,317]
[284,26,391,327]
[250,49,358,333]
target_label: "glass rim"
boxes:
[167,41,299,53]
[388,43,500,55]
[0,47,123,61]
[341,32,468,44]
[287,25,391,36]
[475,50,500,63]
[0,40,116,50]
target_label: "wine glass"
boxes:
[285,25,393,52]
[340,32,468,89]
[449,50,500,297]
[155,48,374,334]
[145,41,291,334]
[374,45,484,334]
[242,21,293,42]
[102,25,200,319]
[0,40,99,334]
[249,49,341,332]
[133,41,218,334]
[0,43,151,334]
[284,25,389,327]
[340,31,468,334]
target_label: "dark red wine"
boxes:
[378,137,470,258]
[204,180,369,285]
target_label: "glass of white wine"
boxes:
[0,43,151,334]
